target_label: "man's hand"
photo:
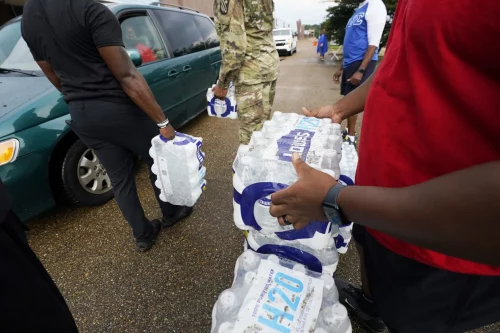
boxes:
[213,85,228,100]
[160,124,176,140]
[302,105,342,124]
[347,71,363,86]
[270,153,337,230]
[333,68,342,84]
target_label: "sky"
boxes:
[274,0,333,27]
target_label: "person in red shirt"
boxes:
[123,24,157,63]
[270,0,500,332]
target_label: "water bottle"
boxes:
[318,303,352,333]
[206,82,237,119]
[335,223,353,254]
[217,290,238,317]
[238,250,261,273]
[150,132,206,207]
[293,263,307,274]
[321,274,340,303]
[319,246,339,275]
[217,322,234,333]
[339,141,358,186]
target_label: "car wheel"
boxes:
[61,140,114,206]
[288,50,293,56]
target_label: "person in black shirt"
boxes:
[0,180,78,332]
[21,0,192,252]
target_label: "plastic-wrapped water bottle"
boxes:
[207,82,237,120]
[339,141,358,186]
[335,222,354,254]
[211,251,351,333]
[150,132,206,207]
[321,274,340,303]
[246,230,338,274]
[317,303,352,333]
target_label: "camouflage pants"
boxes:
[236,80,277,144]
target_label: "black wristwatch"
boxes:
[357,68,366,74]
[323,183,350,226]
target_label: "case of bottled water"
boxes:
[207,82,238,120]
[245,229,339,275]
[232,112,343,248]
[211,250,352,333]
[150,132,206,207]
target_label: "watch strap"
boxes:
[357,68,366,74]
[323,183,348,225]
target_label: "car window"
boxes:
[273,30,292,37]
[0,21,39,72]
[153,10,207,57]
[193,16,220,49]
[120,15,167,64]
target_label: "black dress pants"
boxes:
[0,212,78,333]
[68,99,178,241]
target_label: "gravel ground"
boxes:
[27,39,499,333]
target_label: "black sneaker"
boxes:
[342,129,349,141]
[335,279,387,333]
[136,219,162,252]
[161,206,193,228]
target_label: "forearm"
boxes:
[338,161,500,265]
[359,45,377,71]
[48,75,62,92]
[120,71,166,123]
[335,73,375,120]
[217,28,246,89]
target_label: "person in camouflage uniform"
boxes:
[212,0,280,144]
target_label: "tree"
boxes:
[304,24,321,38]
[322,0,397,47]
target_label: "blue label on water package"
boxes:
[277,129,315,161]
[249,243,323,273]
[275,221,331,242]
[338,174,355,186]
[208,97,234,118]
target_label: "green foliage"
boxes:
[304,24,321,38]
[323,0,397,47]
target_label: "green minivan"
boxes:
[0,4,221,221]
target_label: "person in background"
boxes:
[121,21,158,64]
[271,0,500,332]
[212,0,279,144]
[0,180,78,333]
[317,29,328,60]
[22,0,192,252]
[334,0,386,146]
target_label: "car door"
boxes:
[152,9,212,123]
[118,11,186,127]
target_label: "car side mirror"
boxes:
[126,49,143,67]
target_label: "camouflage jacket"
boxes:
[214,0,279,89]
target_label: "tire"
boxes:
[288,50,293,56]
[60,140,114,206]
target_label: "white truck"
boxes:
[273,28,297,56]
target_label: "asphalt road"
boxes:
[27,40,498,333]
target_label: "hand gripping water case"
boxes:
[232,113,343,259]
[207,82,238,119]
[150,132,206,207]
[211,250,352,333]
